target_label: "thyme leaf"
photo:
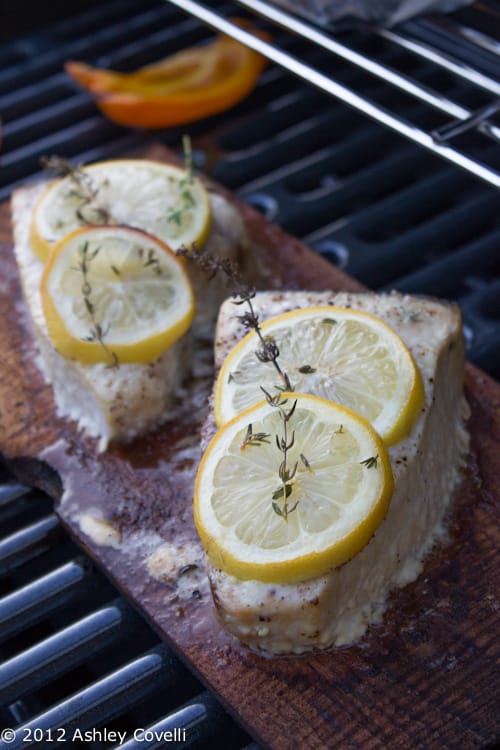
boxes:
[272,501,284,517]
[240,424,271,450]
[176,244,293,392]
[300,453,312,472]
[167,207,183,226]
[143,247,162,275]
[360,455,378,469]
[405,310,421,322]
[272,484,293,501]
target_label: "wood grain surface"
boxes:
[0,146,498,750]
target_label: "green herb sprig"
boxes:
[177,242,292,392]
[177,244,307,519]
[41,155,111,226]
[74,240,118,368]
[261,389,300,521]
[167,134,197,228]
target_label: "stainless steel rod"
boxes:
[165,0,500,189]
[235,0,496,125]
[374,26,500,97]
[432,98,500,142]
[423,9,500,57]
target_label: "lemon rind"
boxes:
[30,159,212,263]
[214,305,424,445]
[41,225,195,365]
[195,393,394,585]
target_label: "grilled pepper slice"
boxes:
[65,23,269,129]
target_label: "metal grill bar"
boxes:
[0,647,174,750]
[432,98,500,142]
[373,25,500,96]
[115,692,229,749]
[237,0,500,128]
[0,483,29,507]
[0,515,60,575]
[0,602,131,705]
[450,22,500,55]
[0,560,89,641]
[165,0,500,188]
[419,5,500,56]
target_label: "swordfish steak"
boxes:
[205,290,469,654]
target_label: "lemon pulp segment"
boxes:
[215,306,424,445]
[31,159,211,262]
[41,225,194,365]
[195,393,393,584]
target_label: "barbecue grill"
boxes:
[0,0,499,748]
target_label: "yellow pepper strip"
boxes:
[65,22,269,129]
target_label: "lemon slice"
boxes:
[215,306,424,445]
[31,159,211,262]
[41,225,194,365]
[195,393,393,584]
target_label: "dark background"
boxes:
[1,1,105,41]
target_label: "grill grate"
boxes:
[0,1,499,745]
[169,0,500,187]
[0,475,260,749]
[4,0,496,372]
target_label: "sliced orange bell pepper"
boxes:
[65,22,269,129]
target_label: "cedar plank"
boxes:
[0,146,498,750]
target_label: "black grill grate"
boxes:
[1,0,497,375]
[0,474,259,749]
[0,1,499,746]
[170,0,500,186]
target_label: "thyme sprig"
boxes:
[181,133,194,179]
[167,134,197,228]
[176,244,304,519]
[41,155,111,226]
[177,244,292,391]
[74,240,118,368]
[261,388,299,521]
[240,303,292,392]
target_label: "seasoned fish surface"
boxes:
[11,180,250,450]
[208,291,469,654]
